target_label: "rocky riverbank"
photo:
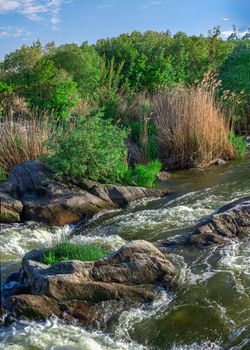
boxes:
[0,161,170,225]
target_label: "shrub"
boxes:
[0,115,50,173]
[229,131,247,158]
[42,242,108,265]
[0,165,8,182]
[153,82,234,169]
[132,160,161,188]
[45,113,128,183]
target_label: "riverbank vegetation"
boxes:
[0,27,249,185]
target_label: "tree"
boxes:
[1,41,42,74]
[219,39,250,131]
[20,58,79,119]
[49,43,101,99]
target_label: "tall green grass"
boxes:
[42,242,108,265]
[133,160,161,188]
[229,131,247,158]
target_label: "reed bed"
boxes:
[153,85,234,169]
[0,115,51,173]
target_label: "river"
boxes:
[0,154,249,350]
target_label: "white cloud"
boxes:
[221,30,248,38]
[142,1,163,9]
[97,0,116,10]
[0,0,63,26]
[0,1,20,11]
[221,17,229,21]
[0,25,31,38]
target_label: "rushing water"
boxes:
[0,154,250,350]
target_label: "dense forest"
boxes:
[0,26,249,186]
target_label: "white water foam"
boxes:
[114,290,175,340]
[220,241,250,276]
[0,223,72,262]
[0,317,146,350]
[70,234,126,251]
[170,342,221,350]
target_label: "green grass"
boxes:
[0,165,7,183]
[229,131,247,158]
[42,242,109,265]
[133,160,162,188]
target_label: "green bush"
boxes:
[132,160,161,187]
[42,242,108,265]
[229,131,247,158]
[45,113,128,183]
[0,166,8,183]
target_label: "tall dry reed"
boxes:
[0,116,51,173]
[153,83,234,169]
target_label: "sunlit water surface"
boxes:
[0,154,249,350]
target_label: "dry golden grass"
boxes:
[0,116,51,173]
[153,83,234,169]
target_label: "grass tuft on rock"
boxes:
[42,242,108,265]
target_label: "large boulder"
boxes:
[0,183,23,223]
[2,240,176,324]
[8,161,169,226]
[190,197,250,246]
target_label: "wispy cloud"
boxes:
[142,1,163,10]
[0,0,64,28]
[221,17,229,21]
[0,25,31,39]
[97,0,116,10]
[221,29,248,38]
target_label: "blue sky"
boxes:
[0,0,249,58]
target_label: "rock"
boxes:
[3,295,62,321]
[8,161,111,226]
[2,240,176,325]
[190,197,250,246]
[207,158,226,167]
[90,184,170,207]
[157,171,171,181]
[8,161,170,226]
[21,240,175,302]
[0,184,23,223]
[2,295,139,327]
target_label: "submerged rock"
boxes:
[6,161,169,225]
[0,184,23,223]
[190,197,250,246]
[2,240,176,324]
[207,158,226,167]
[157,171,171,181]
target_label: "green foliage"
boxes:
[148,134,159,160]
[128,160,161,188]
[49,43,101,99]
[96,29,235,90]
[19,58,79,119]
[219,40,250,130]
[219,41,250,94]
[1,41,42,74]
[0,81,12,94]
[99,57,125,120]
[129,120,159,161]
[45,113,128,183]
[0,165,8,182]
[229,131,247,158]
[42,242,108,265]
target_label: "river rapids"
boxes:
[0,154,249,350]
